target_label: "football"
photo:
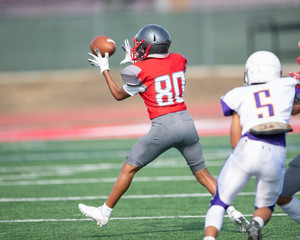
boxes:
[90,35,116,57]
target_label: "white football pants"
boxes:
[217,136,286,208]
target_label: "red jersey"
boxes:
[121,53,188,119]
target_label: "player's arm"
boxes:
[87,49,130,101]
[292,83,300,114]
[230,111,242,149]
[292,103,300,115]
[102,70,130,101]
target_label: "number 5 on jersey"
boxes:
[254,89,275,118]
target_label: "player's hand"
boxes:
[87,48,109,74]
[120,39,133,65]
[289,71,300,80]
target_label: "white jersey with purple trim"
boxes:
[221,77,299,135]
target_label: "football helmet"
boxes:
[244,51,282,86]
[131,24,171,61]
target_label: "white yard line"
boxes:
[0,159,226,181]
[2,191,297,203]
[0,192,256,202]
[0,213,289,223]
[0,175,221,186]
[0,150,231,163]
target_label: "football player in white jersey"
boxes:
[203,51,300,240]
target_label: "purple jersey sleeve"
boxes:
[220,98,233,116]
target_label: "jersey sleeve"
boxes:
[123,84,147,96]
[121,65,147,96]
[280,77,300,102]
[220,87,243,116]
[121,65,142,86]
[220,98,233,116]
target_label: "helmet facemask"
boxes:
[131,37,150,61]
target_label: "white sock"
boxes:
[102,202,113,217]
[205,205,225,231]
[203,237,216,240]
[279,196,300,224]
[253,216,264,228]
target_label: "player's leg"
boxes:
[248,143,286,238]
[204,157,250,238]
[277,154,300,224]
[78,119,169,227]
[78,163,141,227]
[177,138,216,194]
[173,116,216,194]
[194,168,217,195]
[177,123,249,233]
[204,138,253,238]
[106,163,142,208]
[79,113,191,225]
[181,144,248,232]
[277,196,300,224]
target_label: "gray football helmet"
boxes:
[131,24,171,61]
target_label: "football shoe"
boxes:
[247,220,262,240]
[78,203,109,227]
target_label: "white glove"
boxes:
[87,48,109,74]
[120,39,133,65]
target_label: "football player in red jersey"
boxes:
[276,41,300,225]
[78,24,247,231]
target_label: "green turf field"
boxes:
[0,134,299,240]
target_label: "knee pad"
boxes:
[210,188,229,210]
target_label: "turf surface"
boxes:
[0,134,299,239]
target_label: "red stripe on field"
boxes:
[0,105,299,142]
[0,120,228,142]
[0,104,221,127]
[0,118,299,142]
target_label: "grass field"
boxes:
[0,134,299,240]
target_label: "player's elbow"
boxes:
[113,92,130,101]
[114,96,124,101]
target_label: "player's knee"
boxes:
[277,196,293,206]
[190,160,207,174]
[121,162,142,175]
[210,188,229,210]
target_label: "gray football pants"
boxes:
[126,110,207,174]
[280,154,300,197]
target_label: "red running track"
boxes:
[0,104,299,142]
